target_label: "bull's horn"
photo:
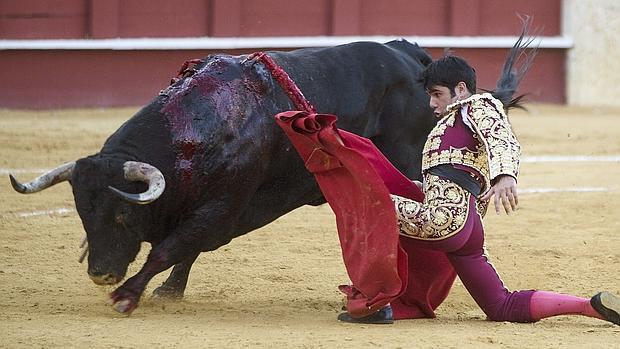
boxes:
[108,161,166,205]
[9,161,75,194]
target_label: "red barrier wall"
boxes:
[0,46,563,109]
[0,0,561,38]
[0,0,565,108]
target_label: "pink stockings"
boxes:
[530,291,603,321]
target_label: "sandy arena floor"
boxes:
[0,105,619,348]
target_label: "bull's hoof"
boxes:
[152,284,185,300]
[108,289,140,315]
[111,299,134,314]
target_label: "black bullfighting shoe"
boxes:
[591,292,620,325]
[337,305,394,324]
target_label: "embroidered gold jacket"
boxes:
[421,93,521,193]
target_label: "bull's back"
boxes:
[231,41,435,234]
[267,41,429,132]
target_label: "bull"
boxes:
[10,35,533,314]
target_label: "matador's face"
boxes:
[426,82,472,118]
[427,85,455,118]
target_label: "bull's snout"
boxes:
[88,271,121,285]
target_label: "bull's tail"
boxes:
[490,16,539,111]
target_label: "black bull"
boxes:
[10,39,528,314]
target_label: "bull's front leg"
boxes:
[108,229,207,314]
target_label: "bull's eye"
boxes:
[114,213,124,224]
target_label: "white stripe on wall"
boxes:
[0,35,572,50]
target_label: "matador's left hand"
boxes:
[480,175,518,215]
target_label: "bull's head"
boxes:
[9,158,166,286]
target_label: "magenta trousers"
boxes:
[395,191,535,322]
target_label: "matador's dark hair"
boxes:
[418,55,476,97]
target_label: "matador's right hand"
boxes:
[480,175,518,215]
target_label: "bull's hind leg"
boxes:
[152,252,200,299]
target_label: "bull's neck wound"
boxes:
[159,56,268,194]
[160,58,229,191]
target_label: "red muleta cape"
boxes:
[275,110,456,319]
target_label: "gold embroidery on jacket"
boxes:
[421,93,520,192]
[391,174,471,240]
